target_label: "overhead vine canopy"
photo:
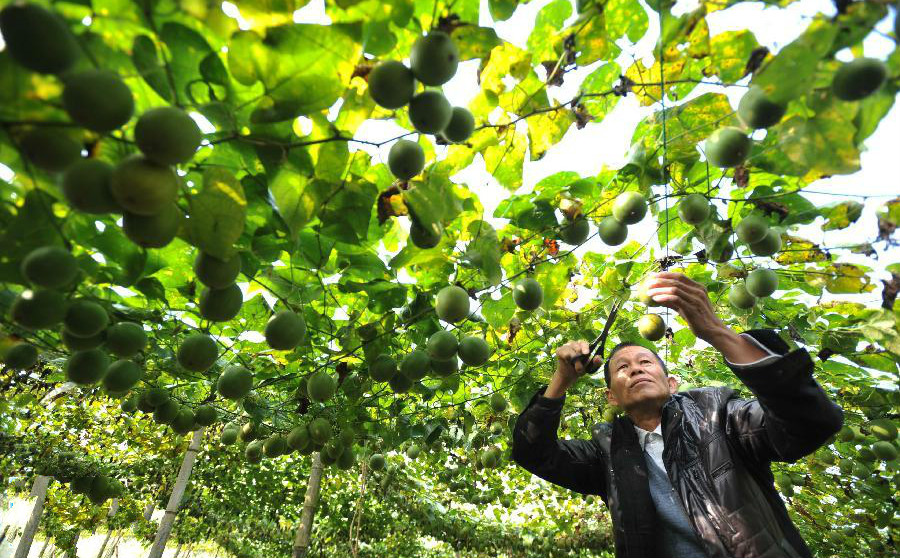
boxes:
[1,0,899,557]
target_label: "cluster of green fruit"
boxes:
[728,267,779,311]
[222,417,358,470]
[596,192,649,247]
[368,31,474,182]
[120,387,219,436]
[838,420,900,463]
[2,4,206,249]
[37,451,123,505]
[704,56,887,170]
[474,445,503,469]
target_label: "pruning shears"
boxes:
[571,298,622,375]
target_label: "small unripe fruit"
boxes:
[832,58,888,101]
[748,229,782,257]
[123,203,182,248]
[435,285,470,323]
[0,3,79,74]
[3,343,38,370]
[64,300,108,338]
[135,106,202,165]
[177,333,218,372]
[728,283,757,310]
[307,371,337,403]
[193,251,241,289]
[400,350,430,381]
[559,217,589,245]
[19,128,81,173]
[612,192,647,225]
[11,289,66,330]
[217,365,253,400]
[410,31,459,86]
[512,278,543,311]
[61,159,120,214]
[368,61,416,109]
[442,107,475,143]
[408,90,453,134]
[264,310,307,350]
[737,86,786,129]
[63,70,134,132]
[409,220,442,248]
[458,336,491,367]
[427,330,458,360]
[490,392,508,413]
[368,354,398,382]
[735,214,769,245]
[597,216,627,246]
[21,246,78,289]
[638,314,665,341]
[706,127,751,168]
[745,269,778,298]
[105,322,147,357]
[110,154,178,216]
[677,194,710,225]
[199,283,243,322]
[388,140,425,180]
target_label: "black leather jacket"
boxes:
[512,329,844,558]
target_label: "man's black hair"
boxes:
[603,341,669,387]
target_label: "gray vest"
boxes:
[644,450,709,558]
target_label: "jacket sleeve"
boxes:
[723,329,844,465]
[511,386,607,498]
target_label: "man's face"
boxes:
[605,345,677,412]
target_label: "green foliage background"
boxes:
[1,0,900,557]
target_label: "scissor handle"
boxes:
[567,299,622,374]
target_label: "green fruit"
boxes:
[263,435,287,458]
[491,422,503,435]
[123,203,182,249]
[858,446,878,463]
[636,280,659,307]
[337,446,356,469]
[105,322,147,357]
[239,422,258,442]
[135,107,203,165]
[143,387,169,408]
[102,359,142,392]
[199,283,243,322]
[481,447,500,468]
[61,159,120,214]
[597,216,627,246]
[708,235,734,263]
[217,365,253,400]
[88,475,112,504]
[153,400,179,424]
[307,371,337,403]
[559,217,589,245]
[737,86,786,129]
[746,269,778,298]
[63,300,108,338]
[427,330,458,360]
[458,336,491,366]
[11,289,66,330]
[832,58,888,101]
[851,460,871,478]
[171,409,195,435]
[120,394,139,414]
[221,424,239,445]
[245,440,264,463]
[177,333,218,372]
[871,419,898,441]
[369,453,386,471]
[728,283,757,310]
[407,443,421,459]
[436,285,470,323]
[409,220,442,249]
[736,214,769,245]
[837,425,855,442]
[62,70,134,132]
[19,128,81,173]
[369,354,398,382]
[612,192,648,225]
[774,472,793,493]
[430,356,458,377]
[389,372,414,393]
[0,3,79,74]
[287,425,310,451]
[400,350,430,381]
[677,194,710,225]
[409,31,459,86]
[4,343,38,369]
[368,60,416,109]
[748,229,782,257]
[873,441,898,461]
[65,349,109,385]
[308,418,332,444]
[194,405,218,426]
[442,107,475,143]
[706,127,751,168]
[387,139,425,180]
[338,429,355,448]
[490,392,508,413]
[408,90,453,134]
[193,251,241,289]
[264,310,307,350]
[638,314,665,341]
[110,154,178,216]
[21,246,78,289]
[512,278,543,311]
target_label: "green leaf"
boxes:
[526,0,571,62]
[481,291,516,330]
[466,220,502,286]
[604,0,649,43]
[707,30,759,83]
[632,92,735,161]
[821,201,864,231]
[579,62,621,122]
[159,22,213,103]
[132,35,173,102]
[751,18,838,104]
[453,26,502,61]
[187,169,247,260]
[269,173,331,237]
[319,179,378,243]
[774,95,861,179]
[402,175,463,227]
[482,130,528,191]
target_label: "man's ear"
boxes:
[606,388,619,407]
[667,375,678,395]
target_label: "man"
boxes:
[511,272,843,558]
